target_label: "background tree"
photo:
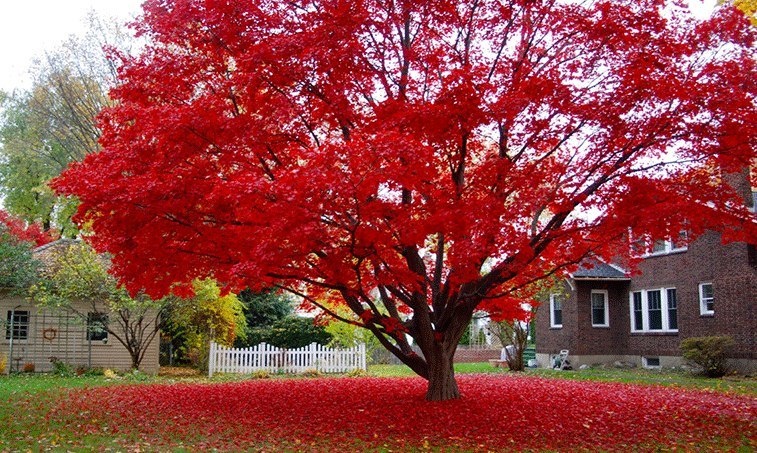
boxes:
[0,210,55,247]
[322,304,383,362]
[485,277,567,371]
[0,210,51,293]
[233,288,335,349]
[248,316,331,350]
[486,307,533,372]
[164,279,247,371]
[56,0,757,400]
[31,241,167,370]
[237,288,293,334]
[728,0,757,25]
[0,13,131,235]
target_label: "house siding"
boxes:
[1,297,160,374]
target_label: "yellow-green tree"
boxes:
[166,279,247,370]
[721,0,757,25]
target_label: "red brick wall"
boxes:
[629,232,756,359]
[536,232,756,361]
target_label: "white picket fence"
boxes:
[208,341,366,377]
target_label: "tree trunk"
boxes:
[425,347,460,401]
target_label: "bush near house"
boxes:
[680,335,735,378]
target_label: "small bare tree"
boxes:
[487,311,533,371]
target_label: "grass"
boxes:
[1,364,754,451]
[369,362,757,394]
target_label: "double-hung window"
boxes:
[629,288,678,333]
[699,283,714,315]
[5,310,30,340]
[549,294,563,328]
[590,290,609,327]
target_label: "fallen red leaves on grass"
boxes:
[47,374,755,451]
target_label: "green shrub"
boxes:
[49,357,74,377]
[83,367,105,376]
[680,335,735,378]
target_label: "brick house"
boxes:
[535,183,756,372]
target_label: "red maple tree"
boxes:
[55,0,757,400]
[0,210,55,247]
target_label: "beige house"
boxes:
[1,240,160,374]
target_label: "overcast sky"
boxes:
[0,0,143,93]
[0,0,717,94]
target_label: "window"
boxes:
[667,289,677,330]
[646,238,688,256]
[5,310,29,340]
[648,290,663,330]
[549,294,563,328]
[632,292,644,331]
[651,240,668,254]
[643,356,661,369]
[86,313,108,342]
[629,288,678,333]
[633,230,689,257]
[699,283,714,315]
[590,290,609,327]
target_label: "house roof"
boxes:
[33,238,81,266]
[570,257,630,281]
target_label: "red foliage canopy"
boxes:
[55,0,757,396]
[0,210,55,247]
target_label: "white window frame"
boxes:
[590,290,609,327]
[643,238,688,257]
[699,282,714,316]
[549,294,563,328]
[629,288,678,333]
[642,356,661,369]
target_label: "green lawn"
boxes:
[368,362,757,394]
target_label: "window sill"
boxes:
[641,248,688,258]
[699,313,714,318]
[630,331,678,336]
[591,325,610,328]
[549,326,563,330]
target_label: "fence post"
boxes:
[359,343,366,370]
[208,341,216,378]
[307,343,314,371]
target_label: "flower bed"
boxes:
[47,374,755,451]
